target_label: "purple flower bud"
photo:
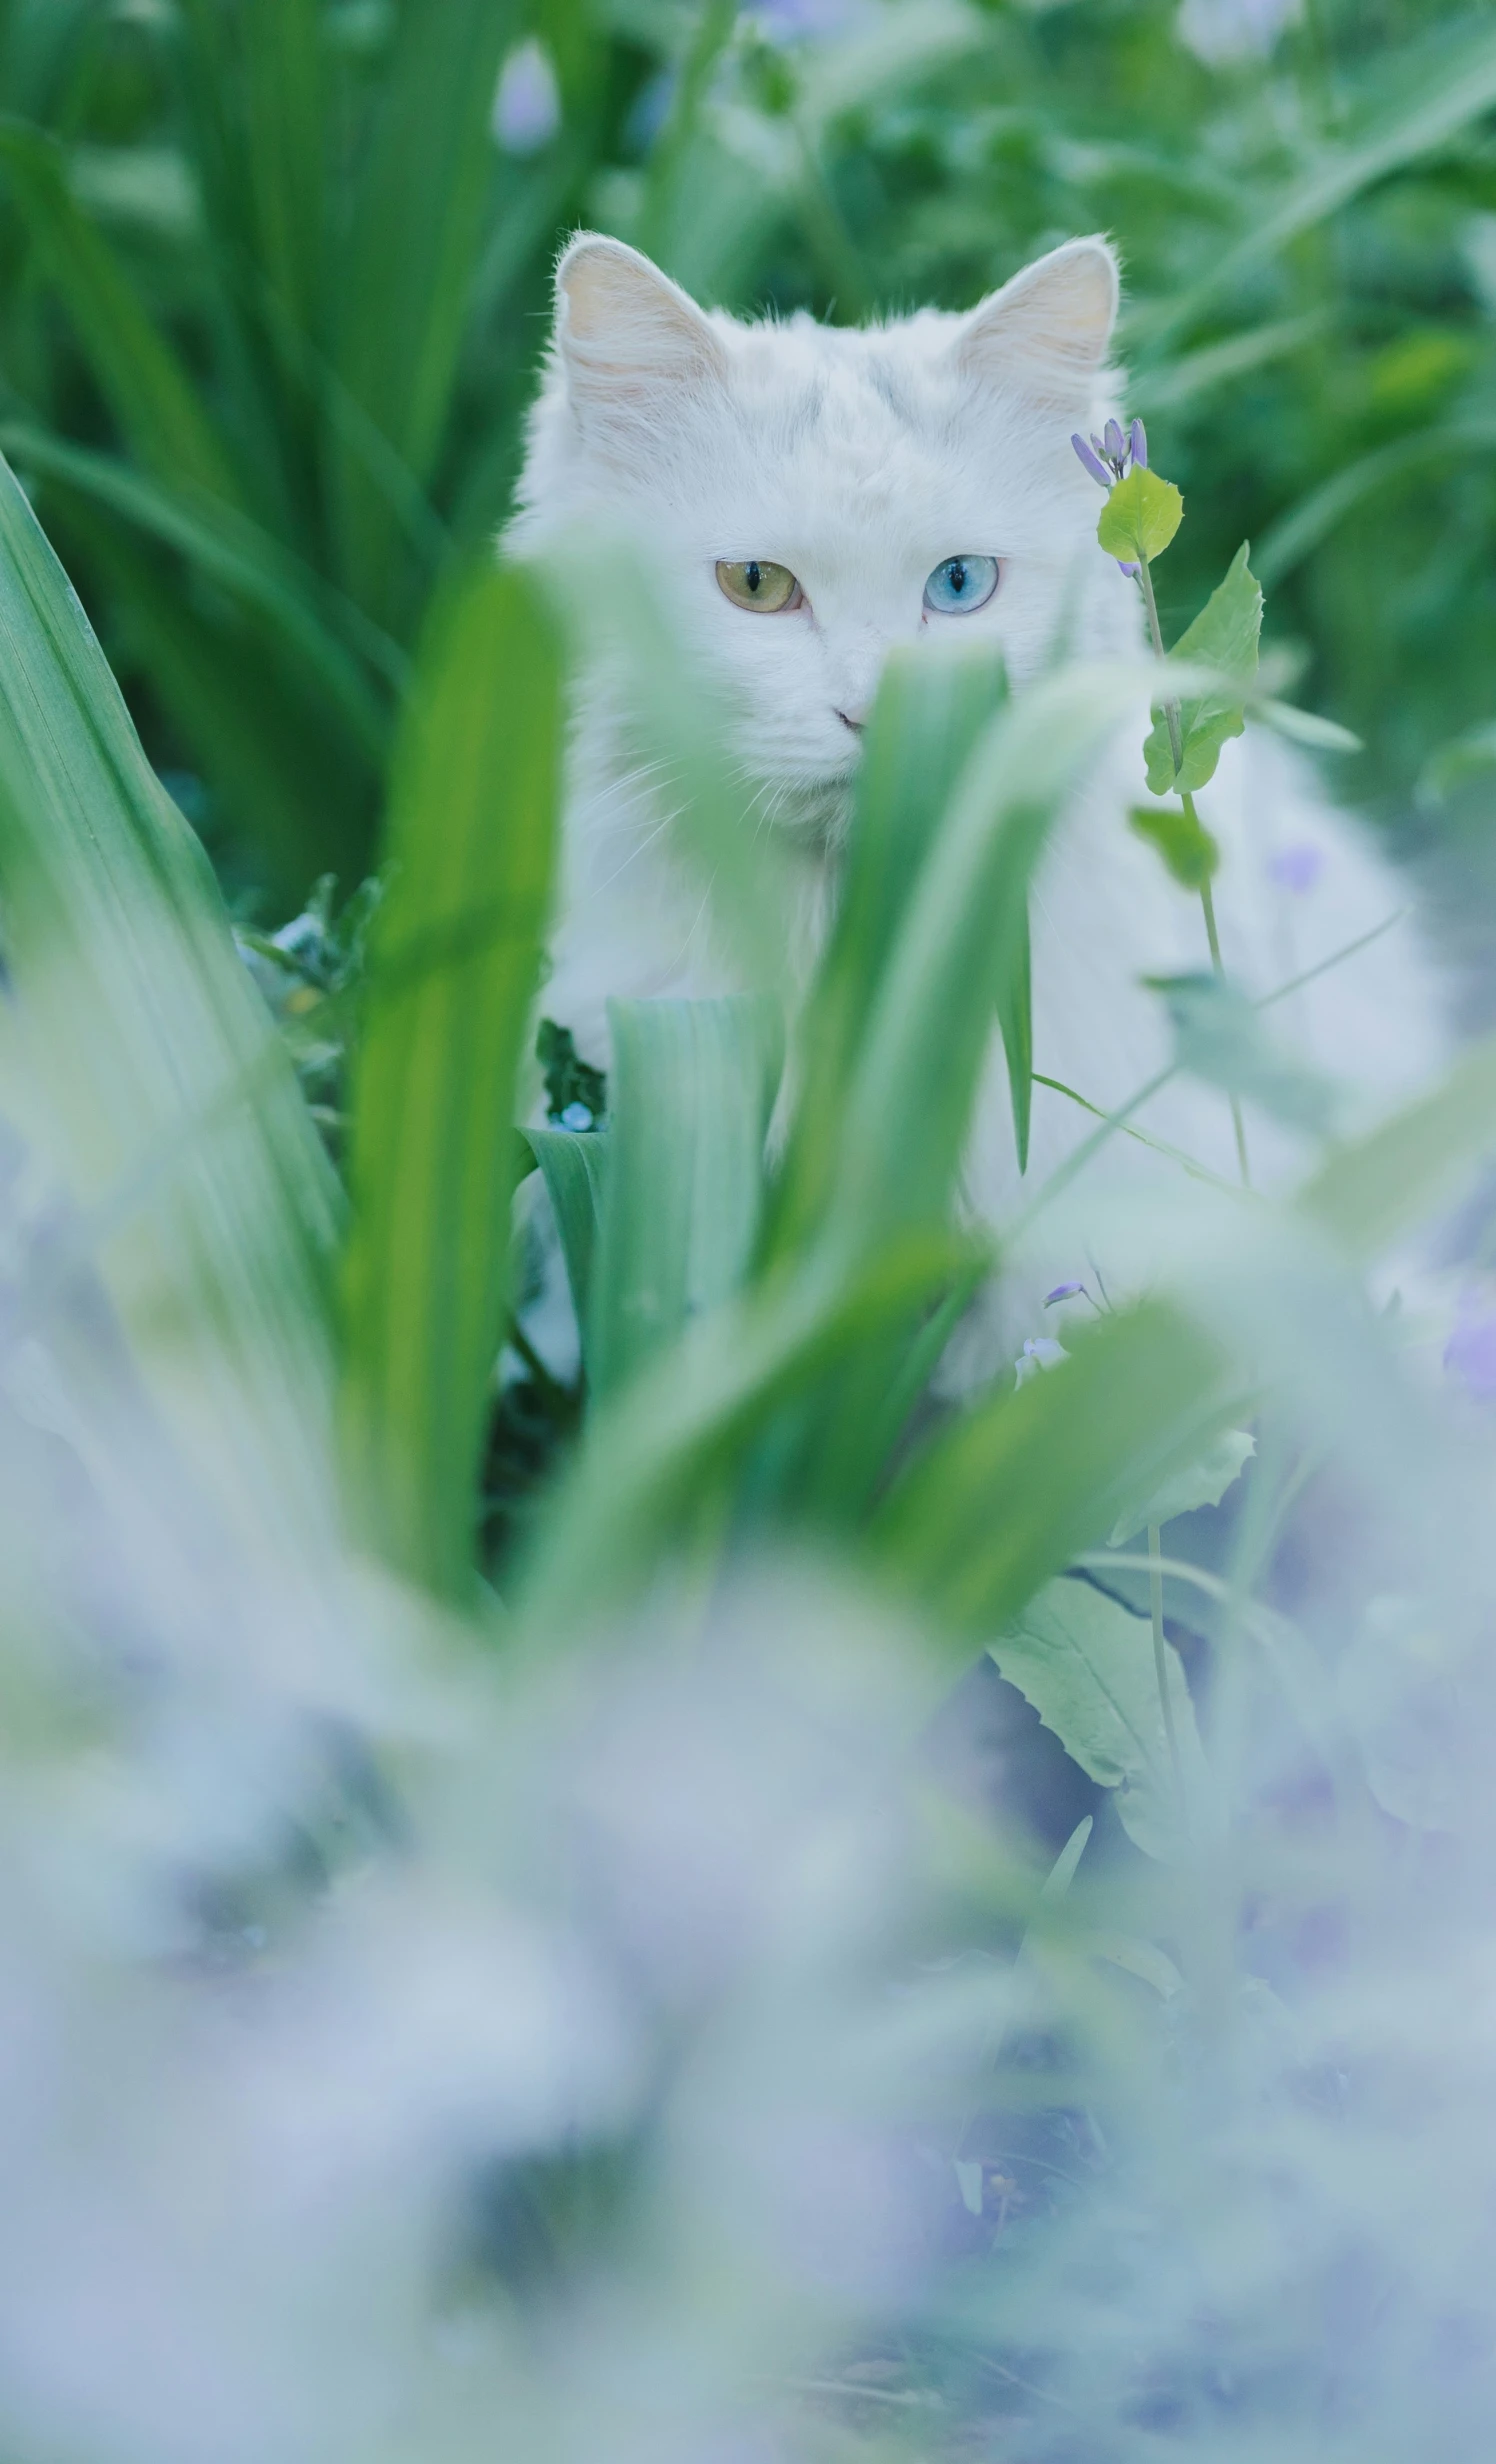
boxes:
[1044,1282,1087,1305]
[1129,417,1148,469]
[1103,418,1125,464]
[1071,432,1113,489]
[1269,844,1325,894]
[1117,560,1141,578]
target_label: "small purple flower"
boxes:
[559,1100,594,1133]
[1072,432,1113,489]
[1269,843,1326,894]
[1103,418,1125,463]
[1116,560,1141,578]
[1015,1335,1068,1388]
[1129,417,1148,469]
[1446,1302,1496,1403]
[1044,1282,1087,1306]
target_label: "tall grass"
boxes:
[2,4,1496,2458]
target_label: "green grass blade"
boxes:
[332,0,519,628]
[517,1227,974,1633]
[769,639,1008,1260]
[588,995,783,1406]
[0,117,243,507]
[0,448,340,1543]
[340,559,562,1601]
[6,423,400,744]
[524,1126,610,1355]
[51,499,380,901]
[871,1303,1226,1640]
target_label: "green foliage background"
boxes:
[1,0,1495,911]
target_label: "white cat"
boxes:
[510,231,1448,1373]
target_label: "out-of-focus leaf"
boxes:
[0,117,241,507]
[1148,972,1335,1135]
[0,447,340,1545]
[588,996,783,1405]
[1300,1030,1496,1262]
[1143,546,1262,795]
[1097,469,1183,565]
[1254,423,1496,588]
[989,1577,1205,1863]
[872,1302,1227,1640]
[1108,1428,1255,1546]
[821,661,1149,1268]
[1128,799,1219,890]
[52,498,378,901]
[341,562,562,1601]
[1256,701,1361,757]
[525,1127,610,1355]
[516,1226,977,1633]
[332,0,520,627]
[769,638,1009,1260]
[5,423,400,746]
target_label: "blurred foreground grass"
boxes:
[2,4,1496,2459]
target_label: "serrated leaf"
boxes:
[1107,1427,1255,1546]
[1128,799,1219,890]
[1147,971,1335,1135]
[989,1577,1206,1863]
[1143,544,1263,794]
[1097,467,1183,564]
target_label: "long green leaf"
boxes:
[525,1125,610,1356]
[332,0,518,628]
[589,995,783,1405]
[0,447,340,1546]
[0,117,242,507]
[1300,1029,1496,1263]
[871,1303,1226,1639]
[340,559,562,1600]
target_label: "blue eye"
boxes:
[924,554,1000,614]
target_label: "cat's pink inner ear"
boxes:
[556,234,725,408]
[954,237,1120,405]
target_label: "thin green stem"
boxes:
[1138,553,1251,1187]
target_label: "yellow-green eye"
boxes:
[715,558,802,613]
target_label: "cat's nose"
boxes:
[836,708,867,734]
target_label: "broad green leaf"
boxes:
[872,1302,1227,1641]
[1143,545,1263,795]
[332,0,519,628]
[588,996,783,1405]
[1107,1428,1255,1546]
[341,562,562,1600]
[0,447,339,1544]
[0,117,241,508]
[1148,972,1335,1135]
[1300,1029,1496,1263]
[525,1127,610,1360]
[1096,468,1183,565]
[1128,799,1219,890]
[989,1578,1206,1863]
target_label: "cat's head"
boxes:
[515,231,1124,835]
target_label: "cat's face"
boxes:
[517,232,1124,833]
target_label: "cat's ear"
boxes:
[554,233,726,437]
[952,237,1119,407]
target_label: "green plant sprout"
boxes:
[1075,418,1262,1187]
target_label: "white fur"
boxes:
[510,233,1449,1375]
